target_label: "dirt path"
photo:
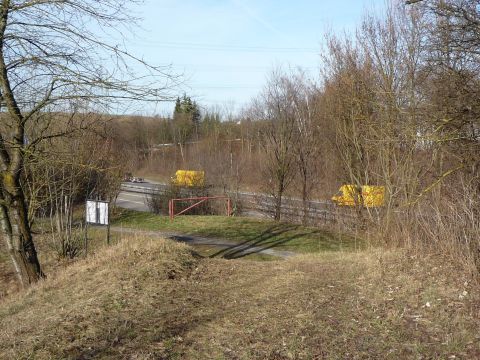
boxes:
[110,226,297,259]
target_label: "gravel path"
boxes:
[110,226,297,259]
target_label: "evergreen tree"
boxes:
[174,97,181,114]
[171,94,202,151]
[173,94,201,125]
[191,101,201,126]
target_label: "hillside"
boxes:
[0,235,478,359]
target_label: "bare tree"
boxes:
[250,71,297,221]
[321,36,378,200]
[285,71,320,224]
[0,0,177,286]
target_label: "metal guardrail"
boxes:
[121,183,165,193]
[120,183,357,224]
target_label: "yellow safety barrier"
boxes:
[172,170,205,187]
[332,185,385,208]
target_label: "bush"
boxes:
[145,184,181,215]
[50,226,85,259]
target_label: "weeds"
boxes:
[0,238,478,359]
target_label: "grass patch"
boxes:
[112,209,362,254]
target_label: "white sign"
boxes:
[86,200,109,225]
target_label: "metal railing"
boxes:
[168,196,232,221]
[120,182,355,224]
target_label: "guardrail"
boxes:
[120,182,357,225]
[121,183,166,194]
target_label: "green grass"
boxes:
[112,209,363,254]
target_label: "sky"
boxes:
[124,0,386,116]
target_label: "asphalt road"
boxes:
[116,190,149,212]
[116,180,341,223]
[115,181,267,218]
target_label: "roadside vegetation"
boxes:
[0,235,478,359]
[0,221,122,298]
[2,208,357,297]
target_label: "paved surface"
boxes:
[118,179,341,224]
[120,180,332,207]
[111,226,297,259]
[116,185,266,218]
[116,191,149,212]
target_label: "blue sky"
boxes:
[126,0,385,116]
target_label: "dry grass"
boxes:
[0,235,479,359]
[0,225,123,299]
[0,235,196,359]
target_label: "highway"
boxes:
[116,180,347,224]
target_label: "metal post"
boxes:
[106,202,111,245]
[84,219,88,258]
[106,222,111,245]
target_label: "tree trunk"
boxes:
[0,176,44,287]
[274,196,282,221]
[0,5,44,286]
[179,142,185,164]
[274,180,284,221]
[301,175,308,225]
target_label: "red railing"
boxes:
[168,196,232,221]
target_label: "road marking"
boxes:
[118,192,145,198]
[117,199,145,205]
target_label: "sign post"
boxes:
[86,200,110,246]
